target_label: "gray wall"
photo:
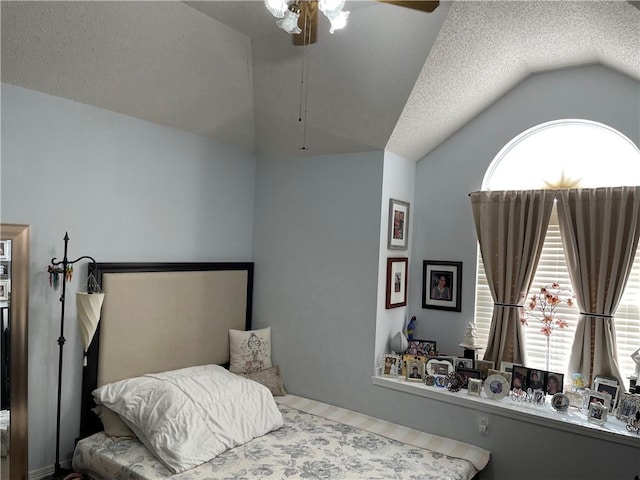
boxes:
[1,83,256,474]
[253,64,640,479]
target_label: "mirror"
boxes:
[0,224,29,480]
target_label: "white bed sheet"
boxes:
[73,395,489,480]
[0,409,9,458]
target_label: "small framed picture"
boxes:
[487,369,512,388]
[386,257,408,309]
[381,354,401,377]
[594,378,620,411]
[0,240,9,261]
[388,198,410,250]
[401,354,427,377]
[588,401,608,426]
[434,375,448,388]
[426,357,455,376]
[581,390,611,414]
[468,378,482,396]
[545,372,564,396]
[455,357,474,370]
[511,366,529,392]
[0,280,8,301]
[456,368,482,388]
[475,360,495,380]
[551,393,570,412]
[422,260,462,312]
[616,393,640,422]
[424,375,436,386]
[499,361,521,374]
[407,339,437,357]
[406,360,425,382]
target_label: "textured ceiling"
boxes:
[1,1,639,162]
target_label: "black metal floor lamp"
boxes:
[47,232,101,479]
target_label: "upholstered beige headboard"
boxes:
[80,262,253,437]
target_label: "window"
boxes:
[475,119,640,381]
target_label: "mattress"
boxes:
[0,410,8,458]
[72,395,489,480]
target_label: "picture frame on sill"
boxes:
[406,339,437,357]
[511,366,529,392]
[475,360,495,380]
[422,260,462,312]
[0,280,8,301]
[401,354,427,377]
[499,361,521,374]
[388,198,410,250]
[455,357,474,370]
[455,368,482,388]
[406,360,425,382]
[616,393,640,422]
[381,354,401,377]
[594,378,620,411]
[588,401,608,426]
[487,369,512,388]
[581,390,612,415]
[426,357,455,376]
[386,257,408,309]
[468,378,483,396]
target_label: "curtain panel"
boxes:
[470,190,555,365]
[558,186,640,386]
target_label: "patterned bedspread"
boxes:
[73,395,489,480]
[0,410,8,458]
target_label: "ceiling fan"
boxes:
[265,0,440,45]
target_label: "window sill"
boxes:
[372,376,640,448]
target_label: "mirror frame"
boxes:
[1,224,29,480]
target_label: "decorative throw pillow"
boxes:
[92,404,136,438]
[237,366,287,396]
[229,327,272,373]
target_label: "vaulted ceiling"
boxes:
[2,1,639,161]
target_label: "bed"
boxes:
[73,262,490,480]
[0,409,8,457]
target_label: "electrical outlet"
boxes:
[478,414,489,435]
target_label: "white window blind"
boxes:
[475,206,640,383]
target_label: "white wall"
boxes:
[252,150,384,410]
[0,84,256,474]
[374,151,416,367]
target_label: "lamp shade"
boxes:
[76,292,105,356]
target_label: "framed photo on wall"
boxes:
[422,260,462,311]
[388,198,410,250]
[386,257,408,309]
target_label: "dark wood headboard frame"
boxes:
[78,262,254,439]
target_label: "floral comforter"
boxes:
[73,396,488,480]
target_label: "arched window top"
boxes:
[482,119,640,191]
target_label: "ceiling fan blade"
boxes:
[293,0,318,46]
[377,1,439,12]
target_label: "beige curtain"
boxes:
[558,187,640,386]
[471,190,555,365]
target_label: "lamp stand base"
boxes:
[44,466,74,480]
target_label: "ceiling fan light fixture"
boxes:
[325,9,349,34]
[318,0,345,15]
[276,3,302,35]
[264,0,289,18]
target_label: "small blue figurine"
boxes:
[407,316,417,341]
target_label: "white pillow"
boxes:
[229,327,272,373]
[93,364,283,474]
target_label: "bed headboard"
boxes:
[79,262,254,439]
